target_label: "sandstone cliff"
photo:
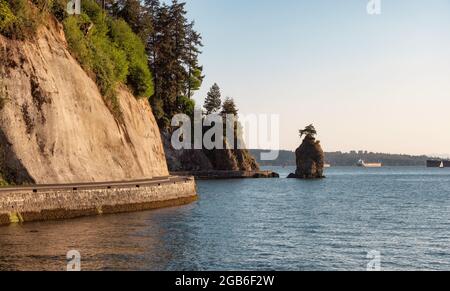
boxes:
[0,18,168,184]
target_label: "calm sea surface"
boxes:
[0,167,449,271]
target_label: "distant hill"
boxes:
[250,150,430,167]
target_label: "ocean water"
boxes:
[0,167,449,271]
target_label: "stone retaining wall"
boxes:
[0,177,197,226]
[171,170,280,180]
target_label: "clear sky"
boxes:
[183,0,450,155]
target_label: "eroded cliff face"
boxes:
[0,18,168,184]
[162,131,260,172]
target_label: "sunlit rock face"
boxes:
[0,18,168,184]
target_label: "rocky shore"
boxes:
[171,170,280,180]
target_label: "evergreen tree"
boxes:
[145,0,203,127]
[204,83,222,114]
[184,21,204,98]
[105,0,204,127]
[299,124,317,138]
[117,0,141,31]
[108,0,153,42]
[221,97,238,116]
[153,3,178,124]
[144,0,160,69]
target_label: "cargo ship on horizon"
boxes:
[357,160,383,168]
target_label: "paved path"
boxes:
[0,176,192,193]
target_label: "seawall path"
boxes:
[0,176,197,226]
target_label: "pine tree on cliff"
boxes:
[116,1,142,32]
[114,0,154,42]
[204,83,222,114]
[184,21,204,99]
[138,0,203,127]
[221,97,240,150]
[107,0,203,127]
[221,97,238,116]
[141,2,177,126]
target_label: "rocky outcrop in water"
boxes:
[288,126,325,179]
[162,131,260,172]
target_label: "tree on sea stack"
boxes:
[288,124,325,179]
[299,124,317,138]
[203,83,222,114]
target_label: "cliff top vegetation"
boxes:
[0,0,153,118]
[1,0,204,128]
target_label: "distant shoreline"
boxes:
[250,150,435,167]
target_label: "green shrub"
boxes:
[0,176,8,187]
[90,31,128,92]
[1,0,154,118]
[1,0,70,38]
[81,0,108,35]
[81,0,103,20]
[64,11,128,118]
[127,61,153,97]
[63,15,92,68]
[109,19,153,98]
[50,0,68,22]
[0,0,39,39]
[0,1,17,35]
[178,96,196,117]
[93,34,129,84]
[63,0,154,117]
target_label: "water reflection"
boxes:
[0,204,197,271]
[1,167,450,271]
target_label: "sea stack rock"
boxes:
[288,125,325,179]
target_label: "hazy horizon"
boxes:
[183,0,450,156]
